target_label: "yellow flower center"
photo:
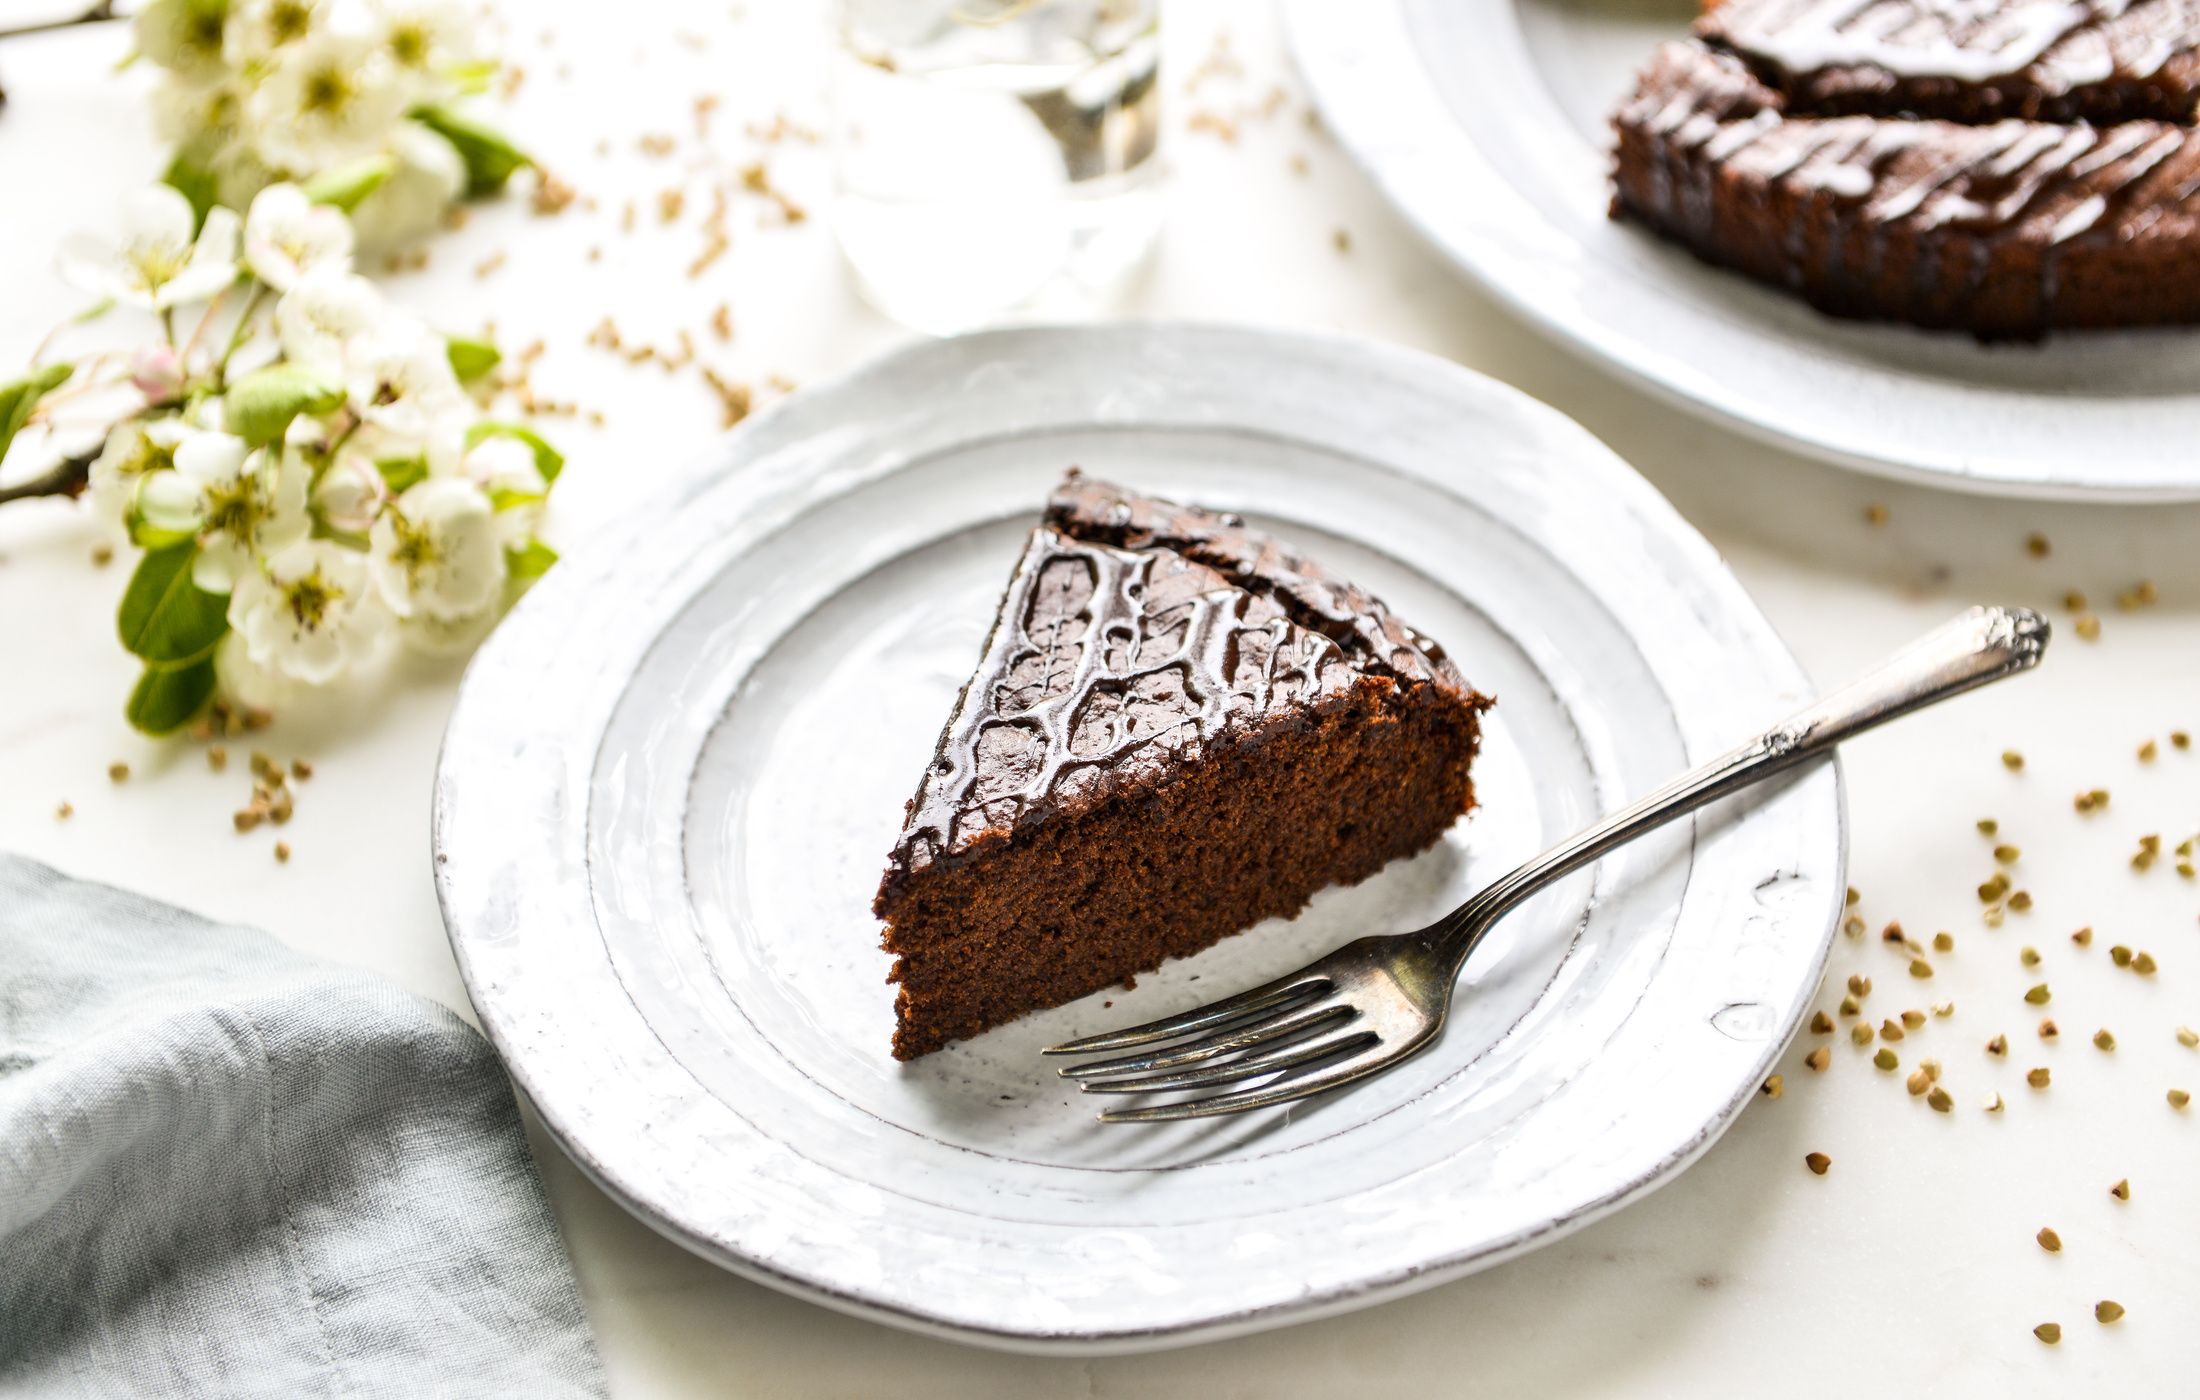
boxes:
[269,0,314,44]
[387,510,443,588]
[284,567,339,628]
[131,245,191,291]
[303,65,354,118]
[201,473,263,543]
[123,431,180,478]
[390,22,429,67]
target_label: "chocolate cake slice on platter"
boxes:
[873,473,1492,1060]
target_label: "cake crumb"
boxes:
[274,841,291,864]
[54,801,72,821]
[1804,1151,1830,1175]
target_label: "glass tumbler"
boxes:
[829,0,1165,334]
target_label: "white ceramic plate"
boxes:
[433,324,1844,1353]
[1287,0,2200,501]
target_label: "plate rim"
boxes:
[433,321,1847,1353]
[1283,0,2200,502]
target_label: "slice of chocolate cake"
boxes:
[873,474,1491,1060]
[1610,11,2200,339]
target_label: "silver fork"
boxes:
[1046,605,2050,1122]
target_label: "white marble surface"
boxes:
[2,2,2196,1394]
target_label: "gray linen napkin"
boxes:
[0,855,607,1399]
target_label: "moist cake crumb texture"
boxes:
[873,472,1491,1060]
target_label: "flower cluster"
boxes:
[135,0,527,248]
[10,180,557,734]
[0,1,543,735]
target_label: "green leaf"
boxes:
[225,364,344,447]
[464,421,563,485]
[161,151,219,233]
[118,544,231,667]
[507,538,558,581]
[445,335,501,385]
[126,657,219,736]
[302,155,395,212]
[488,485,545,512]
[0,363,71,467]
[376,456,428,493]
[411,106,533,197]
[128,512,197,551]
[442,59,499,96]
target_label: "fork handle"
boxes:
[1429,605,2050,961]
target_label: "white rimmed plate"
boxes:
[1286,0,2200,500]
[432,324,1844,1353]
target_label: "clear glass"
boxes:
[830,0,1165,334]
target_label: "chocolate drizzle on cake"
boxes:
[1707,0,2200,121]
[1611,0,2200,337]
[874,473,1489,1060]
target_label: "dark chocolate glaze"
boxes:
[1610,38,2200,337]
[1701,0,2200,123]
[876,474,1481,894]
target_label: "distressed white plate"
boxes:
[433,324,1844,1353]
[1287,0,2200,500]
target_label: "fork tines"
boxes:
[1044,975,1387,1122]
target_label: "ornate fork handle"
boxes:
[1427,605,2050,967]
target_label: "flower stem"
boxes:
[159,306,178,349]
[214,283,270,385]
[0,450,96,506]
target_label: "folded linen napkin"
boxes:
[0,855,606,1399]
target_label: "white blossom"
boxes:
[346,326,467,446]
[213,628,297,711]
[248,30,406,172]
[87,417,191,532]
[242,182,354,291]
[311,448,387,535]
[138,432,312,592]
[151,75,247,150]
[441,432,546,547]
[367,476,504,622]
[397,603,499,657]
[228,539,386,684]
[348,120,466,249]
[373,0,474,91]
[212,143,286,218]
[274,267,386,372]
[224,0,328,66]
[57,185,240,311]
[135,0,232,81]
